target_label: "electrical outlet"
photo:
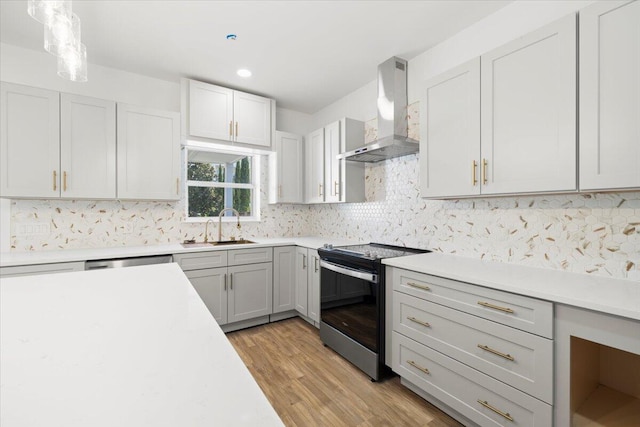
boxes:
[15,222,50,237]
[123,222,134,234]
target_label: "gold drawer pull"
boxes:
[235,121,238,137]
[63,171,68,191]
[407,282,431,291]
[477,301,514,314]
[477,399,514,422]
[334,180,339,196]
[53,170,57,191]
[478,344,515,361]
[407,360,430,375]
[482,158,488,185]
[407,316,430,328]
[229,121,233,137]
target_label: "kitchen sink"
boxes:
[181,239,255,248]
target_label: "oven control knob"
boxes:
[324,243,333,250]
[364,250,372,257]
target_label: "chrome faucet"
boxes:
[203,219,215,243]
[218,208,241,242]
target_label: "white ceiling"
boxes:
[0,0,510,113]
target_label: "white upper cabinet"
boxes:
[184,79,273,149]
[189,81,234,141]
[270,131,304,204]
[61,94,116,199]
[117,104,180,200]
[304,118,365,204]
[1,82,60,198]
[305,128,325,203]
[480,14,577,195]
[579,0,640,191]
[420,58,480,198]
[324,120,341,203]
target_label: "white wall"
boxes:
[275,107,313,136]
[0,43,180,111]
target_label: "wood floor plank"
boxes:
[227,318,463,427]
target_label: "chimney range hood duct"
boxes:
[338,57,419,163]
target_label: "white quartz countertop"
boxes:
[0,263,284,427]
[383,253,640,321]
[0,236,358,268]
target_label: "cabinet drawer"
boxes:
[393,332,552,427]
[394,292,553,403]
[391,267,553,338]
[172,251,227,271]
[0,262,85,277]
[228,247,272,266]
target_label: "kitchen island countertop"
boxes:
[0,263,284,427]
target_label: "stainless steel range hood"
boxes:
[338,57,418,163]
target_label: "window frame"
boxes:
[183,146,261,223]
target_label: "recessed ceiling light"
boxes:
[237,69,252,78]
[226,34,237,40]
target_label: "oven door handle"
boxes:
[320,260,378,283]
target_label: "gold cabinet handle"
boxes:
[407,282,431,291]
[472,160,478,186]
[235,121,238,137]
[319,184,323,197]
[407,316,430,328]
[229,121,233,137]
[53,170,57,191]
[63,171,67,191]
[482,158,488,185]
[407,360,430,375]
[334,180,339,196]
[477,301,514,314]
[223,273,227,291]
[477,344,515,361]
[302,254,307,269]
[477,400,514,422]
[314,257,318,272]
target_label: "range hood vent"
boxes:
[338,57,419,163]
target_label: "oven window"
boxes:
[320,268,379,352]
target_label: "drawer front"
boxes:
[173,251,227,271]
[393,332,552,427]
[0,262,85,277]
[228,247,273,266]
[391,267,553,338]
[394,292,553,403]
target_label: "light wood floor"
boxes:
[227,317,463,427]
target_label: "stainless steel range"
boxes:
[317,243,430,381]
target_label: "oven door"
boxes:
[320,260,379,352]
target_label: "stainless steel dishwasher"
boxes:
[85,255,172,270]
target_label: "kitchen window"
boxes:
[185,148,260,221]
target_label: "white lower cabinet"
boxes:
[0,262,84,278]
[174,247,273,328]
[307,249,320,323]
[295,247,308,316]
[389,267,554,426]
[273,246,296,313]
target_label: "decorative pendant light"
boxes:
[44,12,80,56]
[27,0,88,82]
[27,0,72,26]
[57,42,87,82]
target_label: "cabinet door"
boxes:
[273,246,296,313]
[480,14,577,195]
[307,249,320,324]
[295,247,308,316]
[184,267,228,325]
[274,131,303,203]
[233,91,271,147]
[0,82,59,198]
[324,121,341,203]
[117,104,180,200]
[188,80,233,141]
[580,1,640,191]
[227,262,273,323]
[60,94,116,199]
[420,58,481,198]
[305,128,325,203]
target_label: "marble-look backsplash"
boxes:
[8,102,640,280]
